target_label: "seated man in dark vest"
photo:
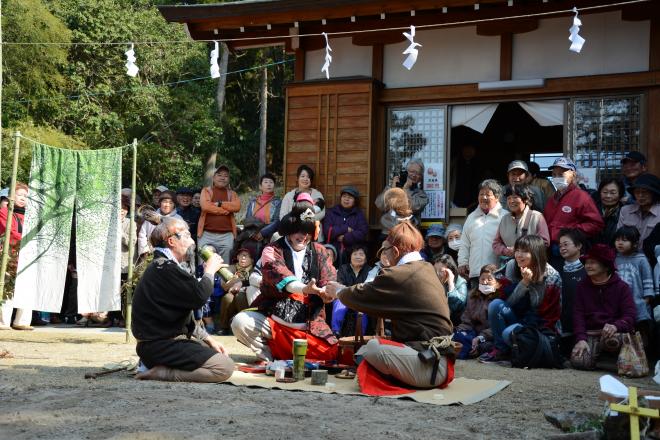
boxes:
[132,217,234,382]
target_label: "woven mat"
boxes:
[224,371,510,405]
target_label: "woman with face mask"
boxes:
[444,224,462,262]
[543,158,604,270]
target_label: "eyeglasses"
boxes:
[171,230,191,240]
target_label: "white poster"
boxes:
[578,167,598,190]
[423,162,443,191]
[422,190,445,219]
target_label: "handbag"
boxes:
[510,325,563,369]
[337,314,385,365]
[616,331,649,378]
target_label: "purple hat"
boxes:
[580,244,616,273]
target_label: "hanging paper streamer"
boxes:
[402,25,422,70]
[568,7,585,53]
[125,43,139,77]
[210,41,221,79]
[321,32,332,79]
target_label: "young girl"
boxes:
[614,226,655,346]
[557,228,587,344]
[479,235,562,363]
[433,254,468,325]
[452,264,505,359]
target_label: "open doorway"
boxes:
[449,100,564,209]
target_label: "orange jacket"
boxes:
[198,186,241,238]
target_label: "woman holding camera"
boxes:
[375,158,428,235]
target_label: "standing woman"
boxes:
[492,184,550,261]
[279,165,325,223]
[0,183,33,330]
[479,235,562,363]
[593,178,624,247]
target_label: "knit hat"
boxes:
[340,185,360,199]
[445,223,463,238]
[580,243,616,273]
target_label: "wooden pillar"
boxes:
[500,33,512,81]
[646,6,659,176]
[294,48,305,81]
[372,44,384,83]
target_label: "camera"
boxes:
[395,170,408,188]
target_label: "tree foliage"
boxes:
[1,0,292,199]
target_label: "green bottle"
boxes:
[198,245,234,281]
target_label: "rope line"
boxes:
[0,0,648,46]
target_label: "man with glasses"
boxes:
[132,217,234,383]
[375,157,429,229]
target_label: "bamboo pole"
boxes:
[0,0,4,185]
[0,132,21,303]
[125,138,137,343]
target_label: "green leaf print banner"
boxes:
[13,143,122,313]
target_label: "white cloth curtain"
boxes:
[518,100,565,126]
[450,104,499,133]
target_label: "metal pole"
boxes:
[0,131,21,303]
[125,138,137,343]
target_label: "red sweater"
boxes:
[0,207,24,247]
[543,184,604,242]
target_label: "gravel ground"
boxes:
[0,327,657,440]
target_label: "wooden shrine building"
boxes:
[159,0,659,225]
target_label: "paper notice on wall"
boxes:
[578,167,598,190]
[423,162,443,191]
[422,190,445,219]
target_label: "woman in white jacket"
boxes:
[458,179,508,286]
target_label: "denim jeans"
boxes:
[488,299,522,352]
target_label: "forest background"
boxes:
[1,0,293,199]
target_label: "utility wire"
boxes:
[3,58,293,105]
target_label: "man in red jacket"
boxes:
[544,158,604,268]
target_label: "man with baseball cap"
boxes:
[621,152,648,204]
[543,157,604,268]
[198,165,241,264]
[152,185,169,207]
[500,160,545,212]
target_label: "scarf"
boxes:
[563,259,583,273]
[253,193,274,223]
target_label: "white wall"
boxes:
[305,37,372,80]
[512,11,649,79]
[383,26,500,88]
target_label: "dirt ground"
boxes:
[0,327,657,440]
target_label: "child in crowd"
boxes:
[216,247,255,335]
[614,226,655,347]
[433,254,468,325]
[557,228,587,352]
[452,264,505,359]
[200,245,223,334]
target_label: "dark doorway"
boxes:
[449,101,563,208]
